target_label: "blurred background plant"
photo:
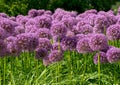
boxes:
[0,0,120,16]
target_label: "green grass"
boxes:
[0,40,120,85]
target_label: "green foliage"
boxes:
[0,0,119,16]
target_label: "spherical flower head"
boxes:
[9,16,16,21]
[94,15,108,29]
[28,9,38,17]
[0,19,15,33]
[52,42,63,51]
[16,33,39,52]
[76,38,93,53]
[35,15,52,28]
[37,9,45,16]
[25,19,36,27]
[77,24,93,34]
[84,9,97,14]
[36,28,51,39]
[106,47,120,63]
[4,36,17,44]
[35,48,48,59]
[25,25,38,33]
[48,50,63,63]
[0,13,9,18]
[14,25,25,35]
[89,33,108,51]
[44,10,52,15]
[50,22,67,36]
[61,17,77,30]
[18,16,29,26]
[61,36,77,51]
[93,52,108,64]
[6,42,22,56]
[38,38,52,51]
[106,24,120,40]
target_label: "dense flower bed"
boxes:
[0,8,120,66]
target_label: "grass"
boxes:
[0,40,120,85]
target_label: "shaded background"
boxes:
[0,0,120,16]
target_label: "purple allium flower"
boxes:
[16,33,39,52]
[0,19,15,33]
[50,22,67,36]
[36,28,51,39]
[106,47,120,63]
[35,15,52,28]
[93,15,108,33]
[84,9,97,14]
[37,38,52,51]
[77,24,93,34]
[44,10,52,15]
[9,16,16,21]
[25,19,36,27]
[25,25,38,33]
[35,48,48,59]
[17,16,29,26]
[28,9,38,17]
[93,52,108,64]
[106,24,120,40]
[89,34,109,51]
[61,17,77,30]
[52,42,63,51]
[14,25,25,35]
[0,13,9,18]
[4,36,17,44]
[61,36,77,51]
[48,50,63,63]
[6,42,22,56]
[37,9,45,16]
[76,38,93,53]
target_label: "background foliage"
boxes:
[0,0,119,16]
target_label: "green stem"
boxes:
[3,58,6,85]
[98,52,101,85]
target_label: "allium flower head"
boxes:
[48,50,63,63]
[6,42,22,56]
[0,13,9,18]
[61,36,77,51]
[35,48,48,59]
[77,24,93,34]
[106,47,120,63]
[37,9,45,16]
[0,19,15,33]
[106,24,120,40]
[38,38,52,51]
[16,33,39,52]
[89,34,109,51]
[35,15,52,28]
[14,25,25,35]
[36,28,51,39]
[76,38,93,53]
[28,9,38,17]
[93,52,108,64]
[50,22,67,36]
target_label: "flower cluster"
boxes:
[0,7,120,66]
